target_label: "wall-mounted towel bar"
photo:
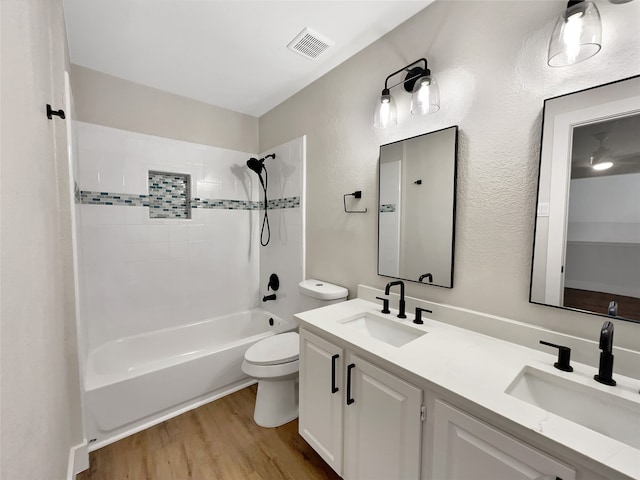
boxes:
[343,191,367,214]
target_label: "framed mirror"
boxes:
[378,126,458,288]
[531,76,640,323]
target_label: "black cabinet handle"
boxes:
[331,354,339,394]
[346,363,355,405]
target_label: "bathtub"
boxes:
[84,308,295,448]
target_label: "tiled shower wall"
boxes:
[76,122,265,351]
[258,136,306,324]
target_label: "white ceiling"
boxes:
[63,0,433,117]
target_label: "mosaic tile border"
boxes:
[81,191,149,207]
[380,204,396,213]
[267,197,300,209]
[81,191,300,211]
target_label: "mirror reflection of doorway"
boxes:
[563,113,640,320]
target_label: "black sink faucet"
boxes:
[384,281,406,319]
[418,273,433,283]
[594,320,616,386]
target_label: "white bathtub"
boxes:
[84,308,295,448]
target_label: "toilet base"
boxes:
[253,377,298,428]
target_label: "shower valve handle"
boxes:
[268,273,280,291]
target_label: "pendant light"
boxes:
[411,72,440,115]
[373,89,398,128]
[548,0,602,67]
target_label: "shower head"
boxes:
[247,153,276,177]
[246,157,264,175]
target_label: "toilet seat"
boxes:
[244,332,299,366]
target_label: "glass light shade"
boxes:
[374,93,397,128]
[410,75,440,115]
[548,1,602,67]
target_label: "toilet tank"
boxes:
[298,279,348,313]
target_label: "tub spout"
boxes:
[263,294,276,302]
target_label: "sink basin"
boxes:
[340,312,426,347]
[506,366,640,449]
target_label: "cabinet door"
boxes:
[432,400,575,480]
[299,329,344,474]
[343,353,423,480]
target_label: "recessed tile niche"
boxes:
[148,171,191,219]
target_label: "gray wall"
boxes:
[1,0,84,478]
[259,0,640,349]
[71,64,259,153]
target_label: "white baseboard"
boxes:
[67,441,89,479]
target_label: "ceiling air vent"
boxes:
[287,27,334,60]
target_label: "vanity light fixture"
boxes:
[548,0,602,67]
[373,58,439,129]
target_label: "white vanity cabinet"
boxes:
[343,352,423,480]
[431,400,576,480]
[297,299,629,480]
[299,329,423,479]
[299,329,344,473]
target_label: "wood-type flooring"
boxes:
[77,385,340,480]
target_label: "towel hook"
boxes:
[46,104,66,120]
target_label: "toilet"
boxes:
[242,279,348,427]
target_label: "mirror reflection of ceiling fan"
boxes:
[572,132,640,178]
[589,133,613,171]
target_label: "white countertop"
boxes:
[296,298,640,480]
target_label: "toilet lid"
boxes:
[245,332,300,366]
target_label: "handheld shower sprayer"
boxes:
[246,154,274,174]
[246,157,264,175]
[246,153,276,246]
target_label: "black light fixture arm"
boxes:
[382,58,430,94]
